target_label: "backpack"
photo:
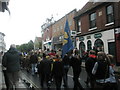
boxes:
[94,60,109,80]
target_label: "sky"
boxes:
[0,0,89,50]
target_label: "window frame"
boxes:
[78,20,81,32]
[89,12,96,29]
[106,4,114,24]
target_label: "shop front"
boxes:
[76,29,115,58]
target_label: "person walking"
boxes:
[107,54,118,90]
[70,49,84,90]
[30,52,38,75]
[37,53,52,88]
[85,50,97,88]
[62,52,71,87]
[92,52,115,90]
[52,54,64,90]
[2,44,21,90]
[1,51,10,90]
[0,51,3,63]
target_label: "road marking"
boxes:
[21,72,39,88]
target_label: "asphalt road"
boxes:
[20,67,88,89]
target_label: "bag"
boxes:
[94,61,109,79]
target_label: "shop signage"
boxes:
[87,35,91,39]
[94,33,102,39]
[79,36,84,41]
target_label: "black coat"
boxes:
[70,55,82,75]
[30,54,38,64]
[85,55,97,76]
[37,57,51,75]
[52,60,64,77]
[2,48,21,72]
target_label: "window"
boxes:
[69,20,72,26]
[78,20,81,32]
[106,5,114,24]
[89,12,96,28]
[79,42,85,57]
[94,39,104,51]
[87,40,92,50]
[60,25,63,30]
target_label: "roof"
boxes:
[74,2,104,18]
[36,37,42,41]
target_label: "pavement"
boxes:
[0,63,27,90]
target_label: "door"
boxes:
[108,42,115,56]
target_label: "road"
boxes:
[20,67,89,90]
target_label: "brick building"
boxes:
[41,9,77,51]
[74,2,120,65]
[41,23,53,50]
[52,9,77,50]
[34,37,42,50]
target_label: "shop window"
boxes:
[94,39,104,52]
[87,40,92,50]
[79,42,85,57]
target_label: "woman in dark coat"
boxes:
[70,49,84,90]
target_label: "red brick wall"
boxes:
[115,34,120,65]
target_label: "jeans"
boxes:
[31,64,37,75]
[63,65,69,87]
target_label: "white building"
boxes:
[0,32,6,52]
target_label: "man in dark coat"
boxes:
[70,49,84,90]
[30,52,38,75]
[2,44,21,90]
[62,53,70,87]
[37,53,52,88]
[85,50,97,88]
[52,55,64,90]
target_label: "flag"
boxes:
[62,19,74,58]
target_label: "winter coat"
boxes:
[38,57,51,75]
[30,54,38,64]
[52,60,64,77]
[2,48,21,72]
[70,55,82,74]
[62,55,71,66]
[85,55,97,76]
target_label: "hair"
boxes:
[10,44,16,48]
[97,52,110,65]
[55,54,59,58]
[107,54,115,64]
[89,50,96,55]
[43,53,46,58]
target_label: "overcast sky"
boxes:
[0,0,89,49]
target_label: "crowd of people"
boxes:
[0,44,119,90]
